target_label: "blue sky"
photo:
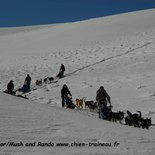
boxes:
[0,0,155,27]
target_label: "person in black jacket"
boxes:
[18,74,31,93]
[96,86,111,107]
[61,84,72,107]
[24,74,31,90]
[96,86,111,119]
[7,80,14,94]
[56,64,65,78]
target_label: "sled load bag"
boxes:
[65,98,75,109]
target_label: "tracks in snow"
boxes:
[65,42,152,77]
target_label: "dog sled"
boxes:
[99,105,112,119]
[99,107,152,129]
[56,71,64,79]
[17,84,31,93]
[64,97,76,109]
[16,94,29,100]
[3,90,29,100]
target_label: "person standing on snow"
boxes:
[24,74,31,90]
[7,80,14,94]
[96,86,111,119]
[56,64,65,78]
[18,74,31,93]
[61,84,72,107]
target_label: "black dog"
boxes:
[125,110,141,127]
[36,79,42,86]
[85,101,98,112]
[44,77,54,83]
[140,117,152,130]
[108,111,124,123]
[125,110,151,129]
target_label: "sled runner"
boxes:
[3,90,29,100]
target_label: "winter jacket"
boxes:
[61,87,72,98]
[7,81,14,92]
[96,88,111,104]
[25,75,31,86]
[60,64,65,72]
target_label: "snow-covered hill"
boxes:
[0,9,155,154]
[0,92,154,155]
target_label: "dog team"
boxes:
[5,63,152,130]
[63,85,152,130]
[6,64,65,94]
[74,97,151,130]
[36,64,65,85]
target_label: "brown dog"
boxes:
[75,98,84,109]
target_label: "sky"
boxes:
[0,0,155,27]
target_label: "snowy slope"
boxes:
[0,9,155,154]
[0,92,155,155]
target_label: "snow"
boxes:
[0,8,155,154]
